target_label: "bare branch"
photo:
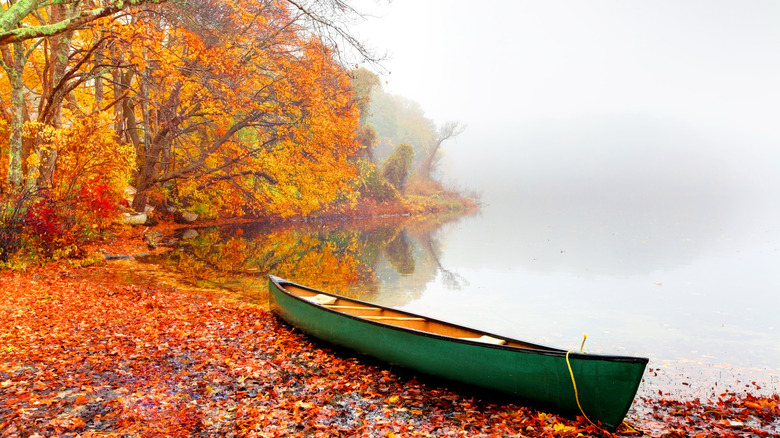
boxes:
[283,0,386,67]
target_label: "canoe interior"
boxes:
[284,284,555,351]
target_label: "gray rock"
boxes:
[181,211,198,222]
[182,229,199,240]
[122,212,147,225]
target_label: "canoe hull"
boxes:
[269,276,647,430]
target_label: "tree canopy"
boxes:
[0,0,378,219]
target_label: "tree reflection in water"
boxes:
[142,213,472,307]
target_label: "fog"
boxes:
[449,114,777,207]
[346,2,780,386]
[356,0,780,205]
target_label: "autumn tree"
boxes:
[0,0,164,192]
[1,0,386,258]
[350,68,380,123]
[98,0,362,218]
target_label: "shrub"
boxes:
[74,177,121,233]
[17,176,121,258]
[24,195,66,254]
[362,165,400,203]
[381,143,414,191]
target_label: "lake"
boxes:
[150,187,778,402]
[367,194,779,400]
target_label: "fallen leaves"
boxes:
[1,262,777,437]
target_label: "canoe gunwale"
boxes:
[269,275,649,365]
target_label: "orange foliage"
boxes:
[23,111,133,198]
[2,0,363,226]
[106,1,360,217]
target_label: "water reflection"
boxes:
[145,213,470,306]
[146,193,779,397]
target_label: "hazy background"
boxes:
[355,0,780,205]
[350,2,780,379]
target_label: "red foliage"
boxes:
[23,197,63,247]
[20,177,119,255]
[77,178,119,222]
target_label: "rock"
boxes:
[104,254,132,260]
[181,211,198,222]
[182,229,199,240]
[122,212,147,225]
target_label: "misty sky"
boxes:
[355,1,780,202]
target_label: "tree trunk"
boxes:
[37,4,74,189]
[93,41,104,108]
[119,70,141,149]
[132,141,163,212]
[2,41,26,190]
[111,45,124,137]
[419,121,465,180]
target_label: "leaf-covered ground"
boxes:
[1,257,778,437]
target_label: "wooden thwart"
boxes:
[363,316,426,321]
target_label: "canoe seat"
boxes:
[467,335,507,345]
[302,294,338,306]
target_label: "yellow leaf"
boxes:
[553,423,577,433]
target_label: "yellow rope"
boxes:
[565,350,597,427]
[567,340,638,433]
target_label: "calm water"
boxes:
[348,194,780,399]
[154,191,779,400]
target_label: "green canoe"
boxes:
[269,276,648,430]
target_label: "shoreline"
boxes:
[1,249,777,436]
